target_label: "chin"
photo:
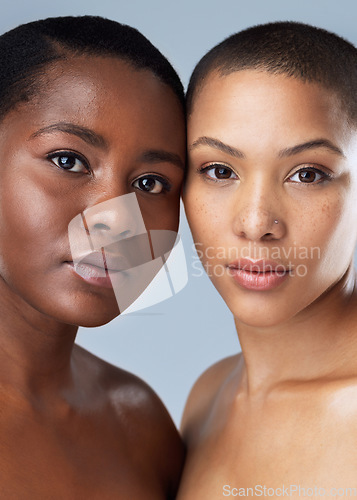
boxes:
[63,309,120,328]
[77,316,119,328]
[38,296,121,329]
[234,311,290,329]
[225,292,302,329]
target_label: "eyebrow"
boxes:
[30,122,184,169]
[30,122,108,149]
[190,136,245,158]
[190,136,345,159]
[140,150,185,170]
[278,139,345,158]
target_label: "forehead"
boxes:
[1,56,184,154]
[32,56,181,120]
[188,70,355,156]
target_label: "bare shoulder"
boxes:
[73,344,184,495]
[73,343,182,438]
[73,344,168,412]
[181,353,241,446]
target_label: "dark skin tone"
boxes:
[0,55,185,498]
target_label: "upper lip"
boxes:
[68,251,130,272]
[228,258,290,273]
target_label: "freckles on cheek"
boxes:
[294,195,346,254]
[318,195,347,232]
[187,196,221,244]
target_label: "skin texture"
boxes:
[0,56,185,498]
[178,70,357,498]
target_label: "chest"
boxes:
[0,410,166,499]
[178,394,357,499]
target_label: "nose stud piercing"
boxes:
[274,220,279,224]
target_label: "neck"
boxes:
[235,265,357,395]
[0,281,77,400]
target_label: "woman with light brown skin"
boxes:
[0,16,185,498]
[179,22,357,498]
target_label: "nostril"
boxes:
[119,230,131,239]
[92,225,131,240]
[93,222,110,231]
[263,232,275,240]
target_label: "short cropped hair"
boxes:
[186,21,357,123]
[0,15,184,121]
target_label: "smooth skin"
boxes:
[0,56,185,499]
[178,70,357,498]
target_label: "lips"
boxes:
[72,250,130,273]
[228,258,289,274]
[227,259,290,291]
[65,250,131,290]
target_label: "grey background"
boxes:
[1,0,357,426]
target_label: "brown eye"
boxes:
[289,167,325,184]
[202,163,237,181]
[47,151,90,173]
[132,175,171,194]
[298,171,317,183]
[214,166,232,179]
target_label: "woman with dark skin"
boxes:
[0,16,185,498]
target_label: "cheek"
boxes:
[320,198,357,269]
[0,180,43,248]
[184,180,226,248]
[0,175,73,274]
[291,200,333,249]
[139,195,181,233]
[292,191,356,280]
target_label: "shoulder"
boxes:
[73,345,184,495]
[181,353,241,447]
[73,345,172,419]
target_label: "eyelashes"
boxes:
[287,166,332,184]
[197,162,332,185]
[198,163,238,181]
[47,151,90,173]
[47,151,172,194]
[132,175,171,194]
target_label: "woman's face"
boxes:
[0,56,185,327]
[184,70,357,327]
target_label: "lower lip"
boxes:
[228,268,289,291]
[66,262,115,289]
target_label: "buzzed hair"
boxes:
[186,21,357,123]
[0,16,184,122]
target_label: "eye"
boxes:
[288,166,330,184]
[47,151,90,173]
[199,163,238,181]
[132,175,171,194]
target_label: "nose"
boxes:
[232,181,286,241]
[83,193,147,248]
